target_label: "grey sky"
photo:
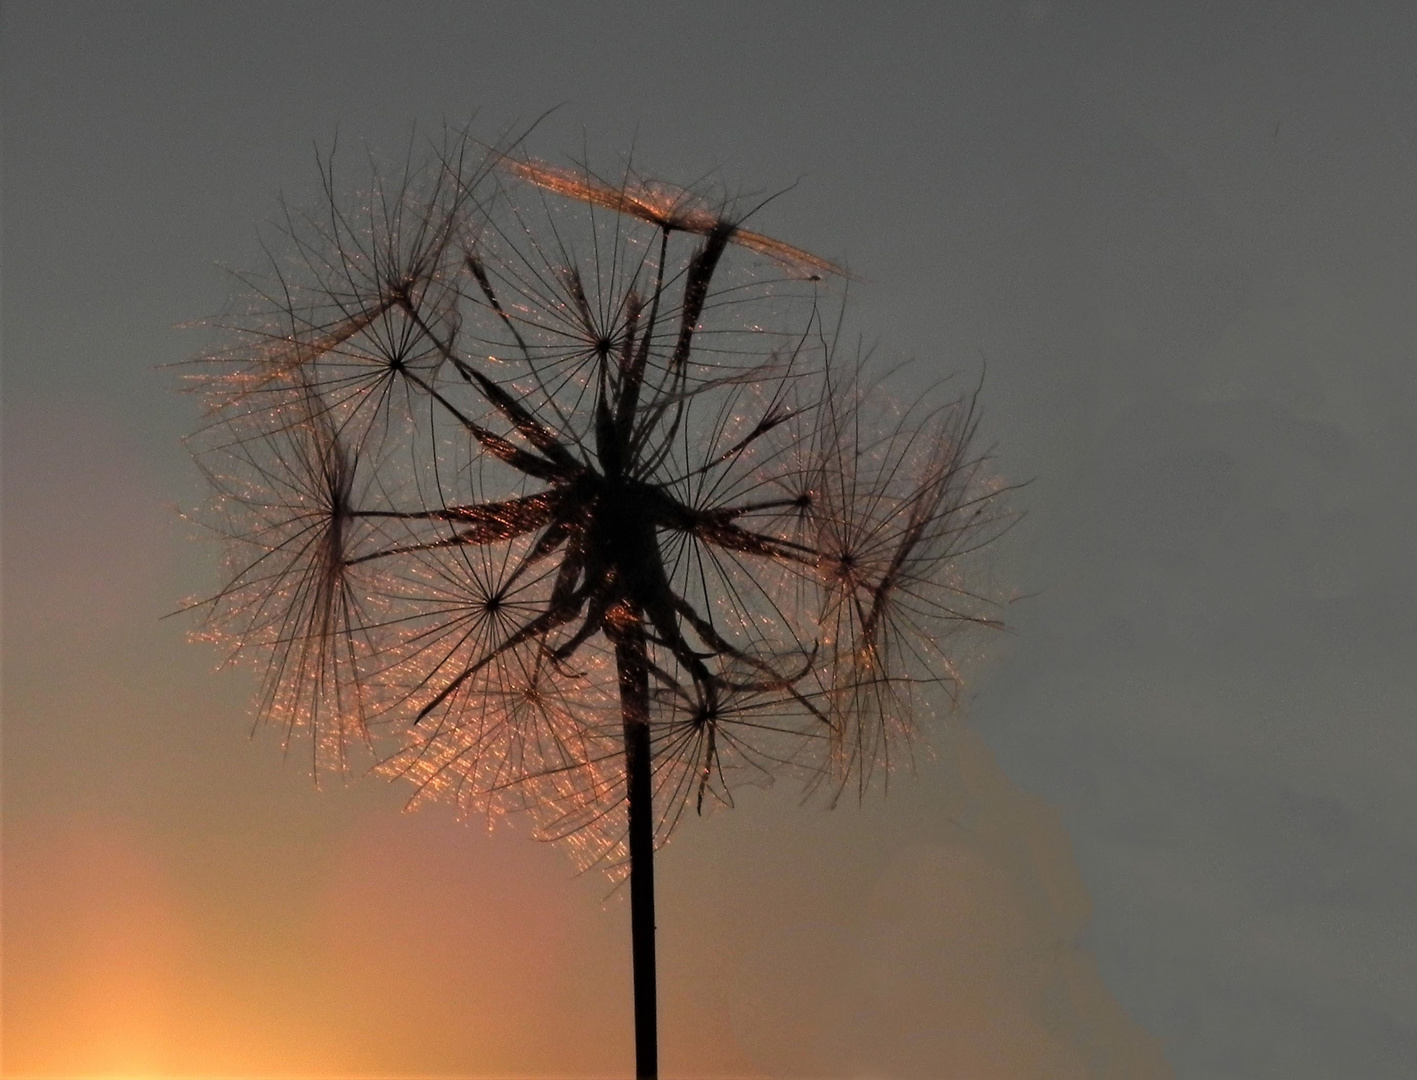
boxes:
[5,3,1415,1077]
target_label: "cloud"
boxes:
[726,727,1174,1079]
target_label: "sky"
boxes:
[3,2,1415,1077]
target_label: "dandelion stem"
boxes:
[613,607,659,1080]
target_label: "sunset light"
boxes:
[7,4,1412,1079]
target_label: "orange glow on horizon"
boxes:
[2,812,631,1078]
[4,738,1169,1079]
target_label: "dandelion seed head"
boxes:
[184,131,1009,857]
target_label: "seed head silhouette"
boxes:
[184,131,1011,1079]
